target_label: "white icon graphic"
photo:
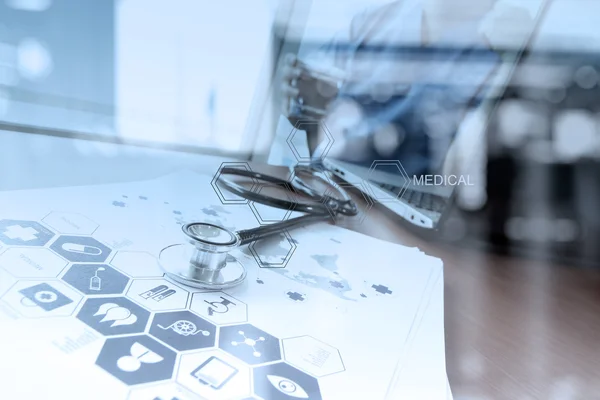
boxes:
[190,356,238,390]
[205,296,236,316]
[231,330,265,357]
[140,285,176,302]
[4,225,39,241]
[94,302,137,327]
[158,320,210,337]
[35,290,57,303]
[267,375,309,399]
[61,242,102,255]
[20,290,57,307]
[89,267,105,291]
[117,342,164,372]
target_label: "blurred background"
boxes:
[0,0,599,399]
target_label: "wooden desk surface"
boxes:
[250,163,600,400]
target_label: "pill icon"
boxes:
[139,285,168,299]
[62,243,102,255]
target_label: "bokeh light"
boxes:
[5,0,52,12]
[573,65,598,89]
[17,38,52,81]
[553,110,597,162]
[372,123,405,157]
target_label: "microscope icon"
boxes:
[205,296,236,316]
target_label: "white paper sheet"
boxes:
[0,170,448,399]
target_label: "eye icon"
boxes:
[267,374,309,398]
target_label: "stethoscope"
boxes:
[158,165,357,290]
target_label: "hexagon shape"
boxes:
[322,181,373,226]
[248,231,297,268]
[50,235,112,263]
[190,291,247,325]
[248,183,295,225]
[0,219,55,246]
[287,120,334,162]
[126,278,189,312]
[0,247,68,278]
[149,310,216,351]
[61,264,130,295]
[253,362,323,400]
[96,335,177,386]
[282,336,345,377]
[219,323,281,366]
[42,211,99,235]
[211,162,257,205]
[128,382,198,400]
[1,280,82,318]
[77,296,151,336]
[0,268,16,297]
[177,348,251,399]
[110,251,164,278]
[367,160,410,202]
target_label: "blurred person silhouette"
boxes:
[279,0,533,177]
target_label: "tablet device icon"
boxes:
[190,356,238,390]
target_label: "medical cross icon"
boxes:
[371,284,392,295]
[3,225,39,241]
[286,291,306,302]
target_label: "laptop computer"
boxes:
[284,0,552,230]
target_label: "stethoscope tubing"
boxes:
[215,165,358,246]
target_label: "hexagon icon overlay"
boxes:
[1,280,82,318]
[126,279,189,312]
[248,231,297,268]
[248,182,295,225]
[0,219,55,246]
[282,336,345,377]
[211,162,258,205]
[367,160,410,203]
[287,120,334,163]
[322,181,373,226]
[0,247,68,278]
[61,264,130,295]
[253,362,323,400]
[50,235,112,263]
[189,291,247,325]
[77,296,151,336]
[110,251,164,278]
[0,268,16,297]
[219,323,282,366]
[96,335,177,386]
[42,211,99,235]
[149,310,216,351]
[177,348,252,400]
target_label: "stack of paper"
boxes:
[0,170,451,399]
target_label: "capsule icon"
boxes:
[61,243,102,256]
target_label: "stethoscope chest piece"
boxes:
[158,222,247,290]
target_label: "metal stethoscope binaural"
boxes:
[158,165,357,290]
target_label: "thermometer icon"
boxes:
[62,243,103,255]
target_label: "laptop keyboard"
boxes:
[377,183,447,213]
